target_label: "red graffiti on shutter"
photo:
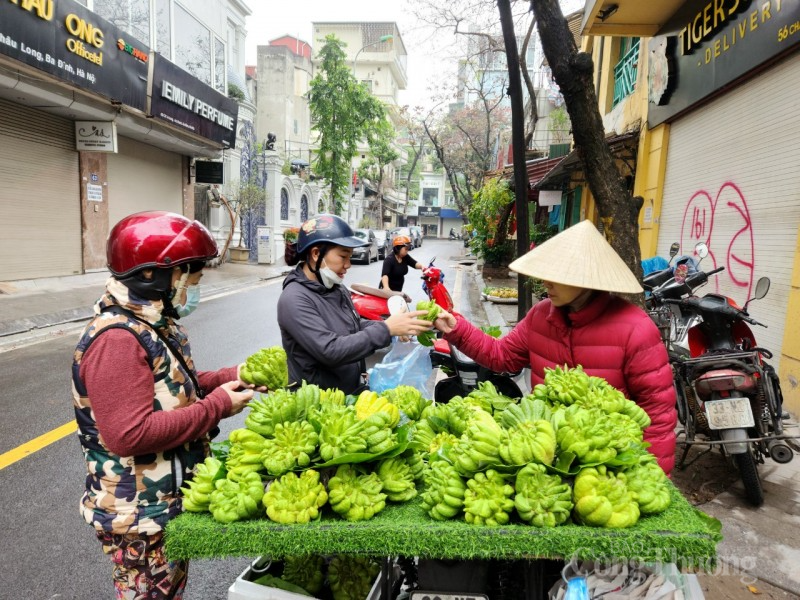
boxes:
[679,182,754,300]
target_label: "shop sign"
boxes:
[75,121,118,152]
[538,190,563,207]
[86,183,103,202]
[419,206,441,218]
[649,0,800,126]
[150,55,238,147]
[0,0,149,112]
[195,160,224,184]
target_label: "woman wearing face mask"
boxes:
[277,214,433,394]
[173,264,203,318]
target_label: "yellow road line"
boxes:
[0,420,77,470]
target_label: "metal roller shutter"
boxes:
[107,136,183,228]
[0,98,81,281]
[657,56,800,366]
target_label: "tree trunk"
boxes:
[498,0,532,320]
[217,193,237,262]
[519,16,539,136]
[531,0,643,290]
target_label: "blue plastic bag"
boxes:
[368,339,432,395]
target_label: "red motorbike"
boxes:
[350,257,453,321]
[667,275,798,506]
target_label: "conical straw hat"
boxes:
[509,220,642,293]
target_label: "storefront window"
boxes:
[423,188,439,207]
[214,37,226,93]
[92,0,150,46]
[174,3,212,86]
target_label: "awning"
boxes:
[535,131,639,190]
[486,155,566,202]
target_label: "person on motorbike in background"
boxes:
[278,215,432,394]
[433,220,677,475]
[73,211,260,599]
[379,234,423,296]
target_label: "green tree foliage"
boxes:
[467,177,515,266]
[358,119,399,227]
[308,35,389,214]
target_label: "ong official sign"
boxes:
[151,55,238,147]
[0,0,149,111]
[648,0,800,126]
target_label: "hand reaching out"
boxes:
[434,310,458,334]
[385,309,433,338]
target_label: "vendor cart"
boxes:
[165,483,719,599]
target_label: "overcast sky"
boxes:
[244,0,585,108]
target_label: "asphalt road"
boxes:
[0,239,464,599]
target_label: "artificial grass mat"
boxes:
[165,483,719,564]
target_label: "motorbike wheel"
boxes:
[734,450,764,507]
[674,377,688,426]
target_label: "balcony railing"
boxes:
[612,38,640,107]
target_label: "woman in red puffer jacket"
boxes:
[435,221,677,474]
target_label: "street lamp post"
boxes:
[350,34,393,228]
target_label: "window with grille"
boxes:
[281,188,289,221]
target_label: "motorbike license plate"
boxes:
[411,594,489,600]
[705,398,755,430]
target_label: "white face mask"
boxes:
[175,285,200,318]
[318,258,343,289]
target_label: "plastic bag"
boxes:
[368,339,432,395]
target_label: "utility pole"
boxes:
[498,0,531,320]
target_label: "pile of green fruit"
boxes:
[181,381,428,525]
[412,368,672,528]
[181,356,670,532]
[483,286,518,299]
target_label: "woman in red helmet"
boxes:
[379,234,424,293]
[72,211,259,599]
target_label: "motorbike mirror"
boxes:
[744,277,771,311]
[668,242,680,258]
[429,256,437,266]
[694,242,709,259]
[387,295,408,316]
[754,277,770,300]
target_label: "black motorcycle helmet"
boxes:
[296,214,368,275]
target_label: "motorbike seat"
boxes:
[349,283,401,299]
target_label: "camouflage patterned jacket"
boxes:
[72,279,228,535]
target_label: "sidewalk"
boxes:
[0,261,286,342]
[464,267,800,599]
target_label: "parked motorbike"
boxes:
[646,242,711,358]
[666,275,797,506]
[350,257,453,321]
[430,337,523,403]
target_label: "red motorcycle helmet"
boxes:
[107,211,218,300]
